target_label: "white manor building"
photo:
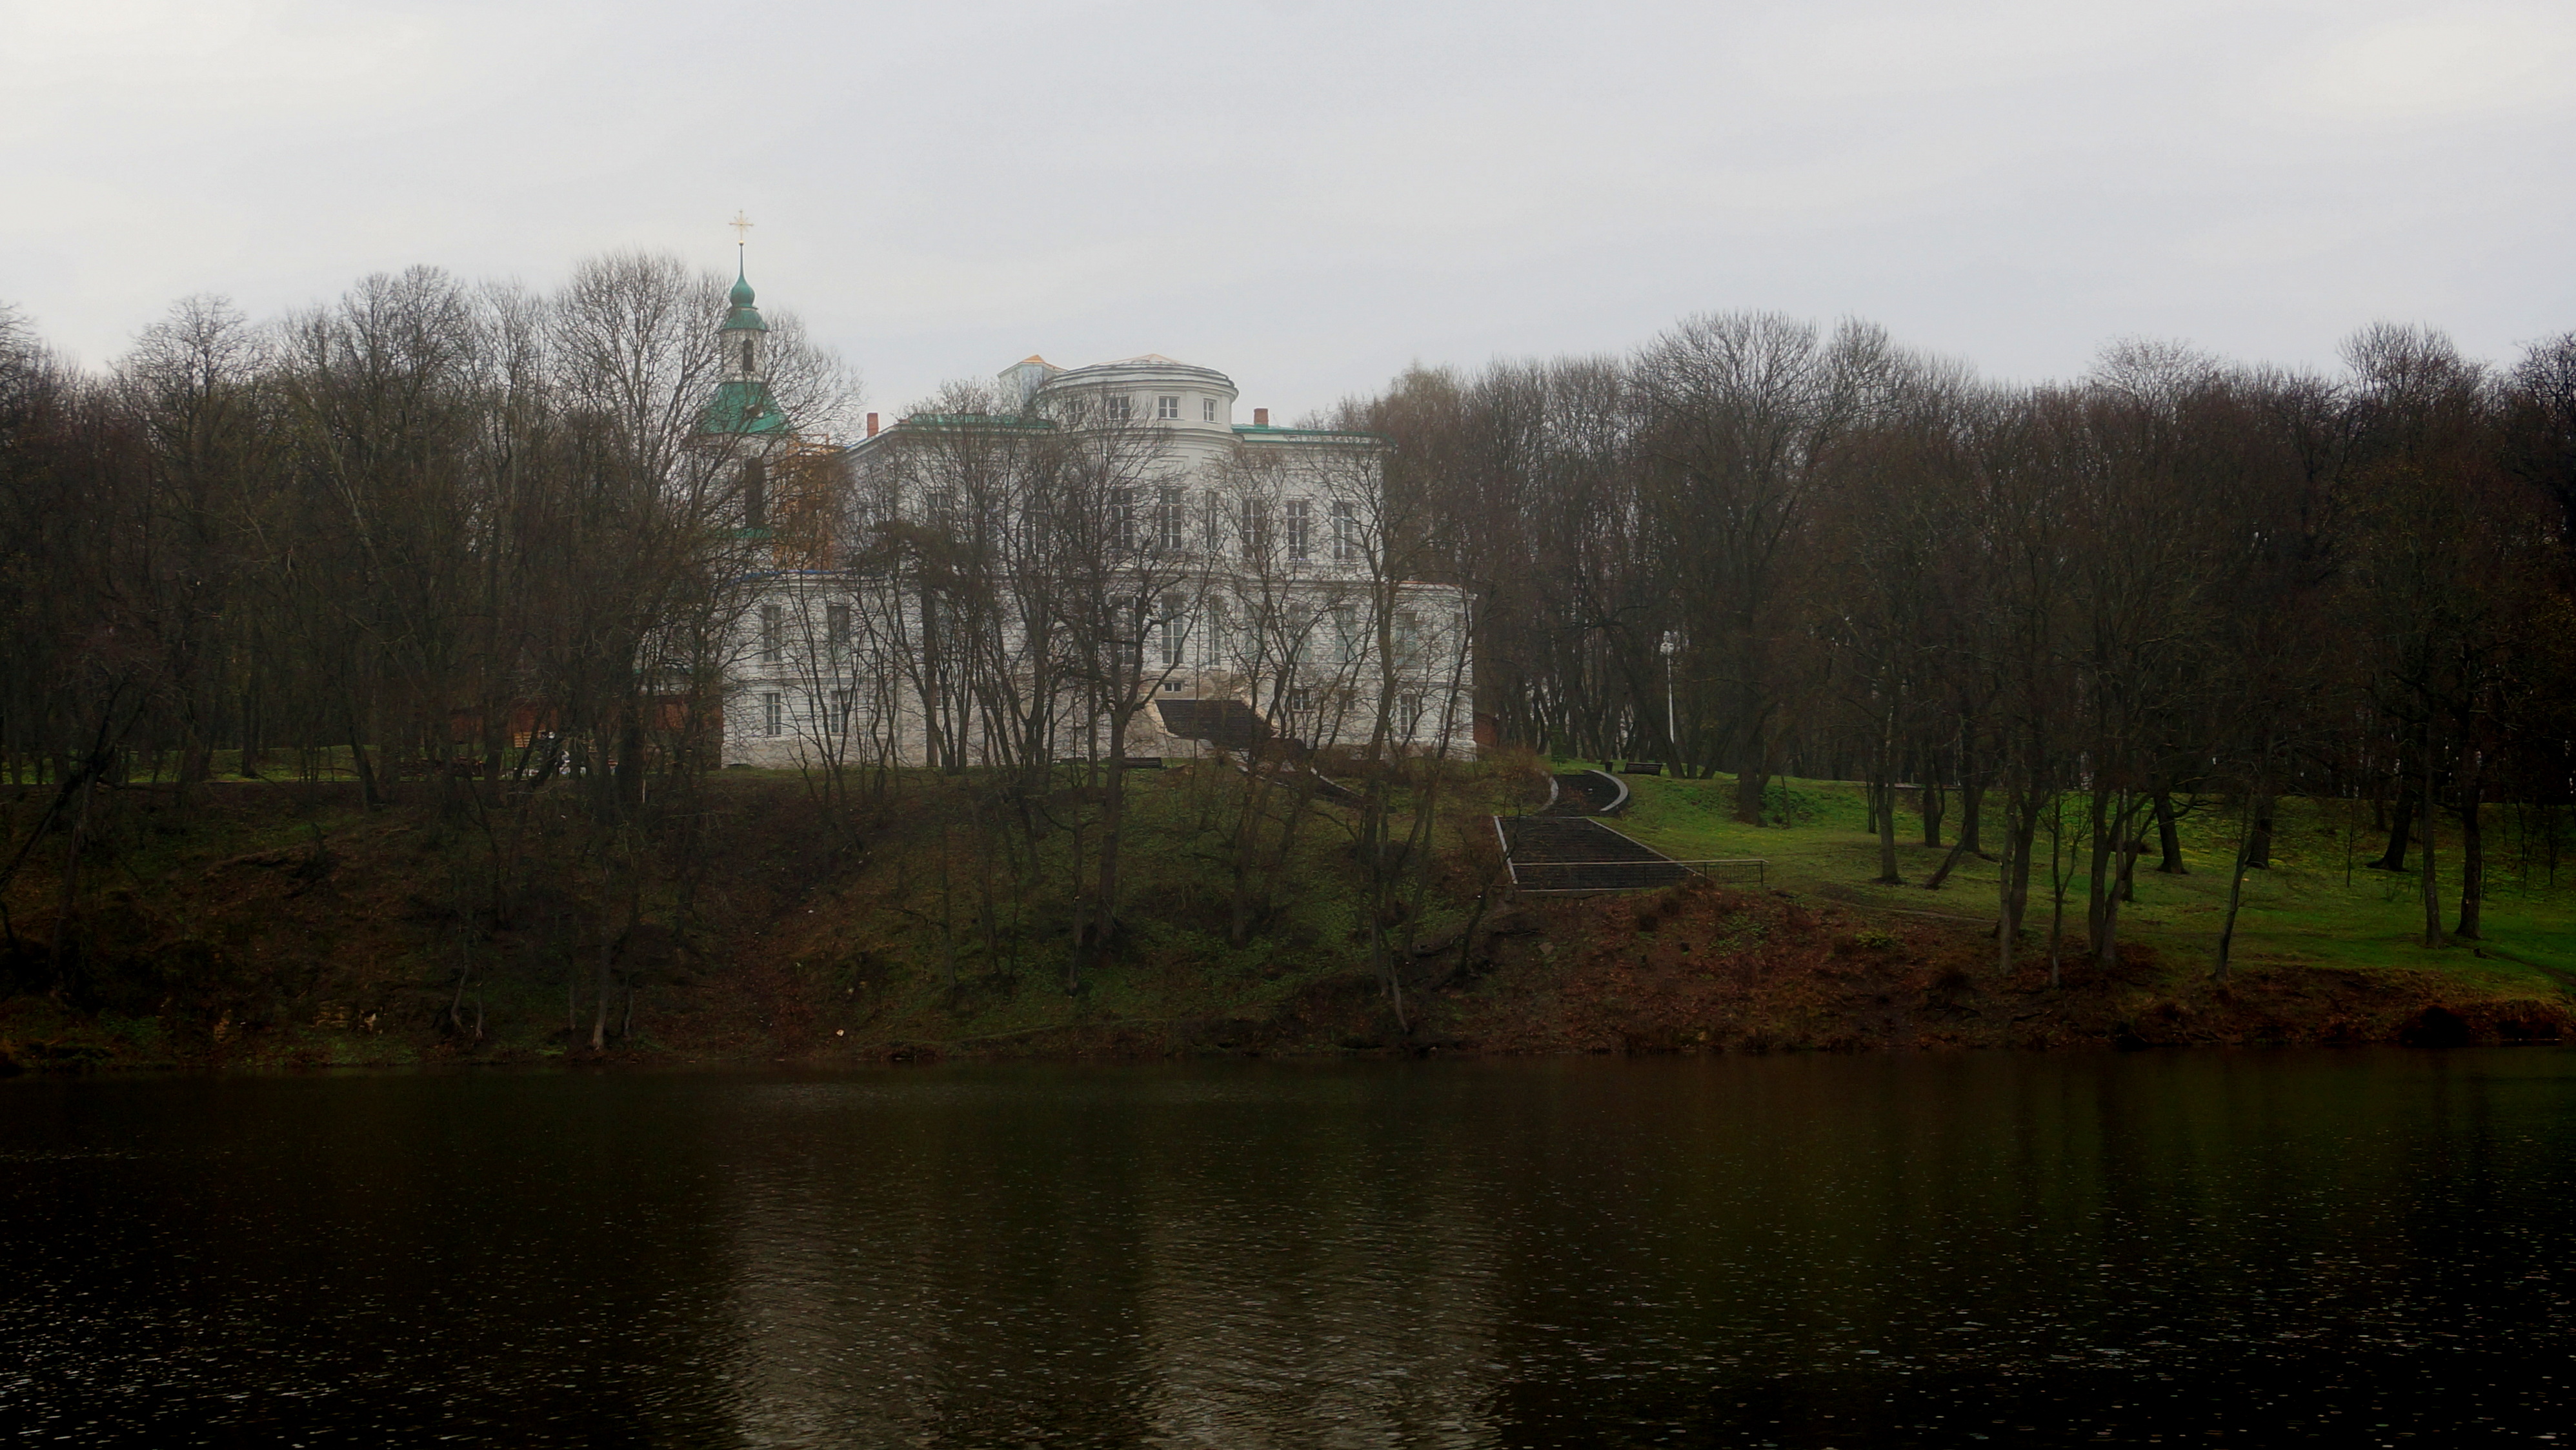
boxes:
[703,259,1473,772]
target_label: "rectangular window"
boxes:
[1402,692,1427,738]
[1103,394,1131,421]
[741,457,767,530]
[925,488,954,527]
[1113,487,1135,551]
[1334,602,1362,663]
[830,689,852,737]
[825,602,851,652]
[761,692,783,737]
[1156,487,1185,552]
[1396,610,1426,671]
[1286,687,1312,713]
[760,604,783,664]
[1202,398,1218,422]
[1156,395,1180,420]
[1284,498,1311,561]
[1238,497,1265,561]
[1331,500,1358,563]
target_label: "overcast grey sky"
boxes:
[6,0,2571,419]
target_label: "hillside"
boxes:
[1,761,2568,1071]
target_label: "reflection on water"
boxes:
[4,1052,2573,1446]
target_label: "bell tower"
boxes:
[699,211,789,442]
[721,210,767,380]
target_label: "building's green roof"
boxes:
[702,377,789,436]
[721,257,768,333]
[1233,424,1387,444]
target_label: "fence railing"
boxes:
[1505,857,1769,894]
[1679,858,1767,888]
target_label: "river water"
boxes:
[3,1052,2571,1447]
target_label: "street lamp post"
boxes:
[1661,630,1678,765]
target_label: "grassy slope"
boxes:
[0,761,1518,1068]
[740,760,1515,1057]
[1599,765,2576,998]
[1389,763,2575,1057]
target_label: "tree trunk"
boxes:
[1228,767,1275,950]
[618,703,647,816]
[2456,745,2483,941]
[1958,780,1984,856]
[2215,738,2276,981]
[1997,809,2016,974]
[2084,787,2117,965]
[2153,790,2186,874]
[2214,794,2255,982]
[2419,725,2442,949]
[1997,788,2038,976]
[1875,778,1902,884]
[1733,721,1767,825]
[1077,712,1132,993]
[937,827,960,989]
[1921,782,1944,849]
[47,769,99,1002]
[2046,796,2068,989]
[239,681,265,778]
[177,728,213,809]
[590,920,616,1052]
[447,917,478,1040]
[2246,795,2275,871]
[348,727,383,812]
[2091,794,2132,973]
[2372,763,2414,871]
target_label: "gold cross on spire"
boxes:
[729,210,754,245]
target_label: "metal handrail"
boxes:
[1585,767,1632,814]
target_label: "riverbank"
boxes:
[2,765,2568,1071]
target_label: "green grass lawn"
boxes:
[1584,763,2576,995]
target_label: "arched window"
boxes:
[740,338,755,373]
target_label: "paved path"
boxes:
[1540,770,1627,816]
[1500,772,1693,893]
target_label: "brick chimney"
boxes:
[865,412,880,437]
[1253,408,1269,427]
